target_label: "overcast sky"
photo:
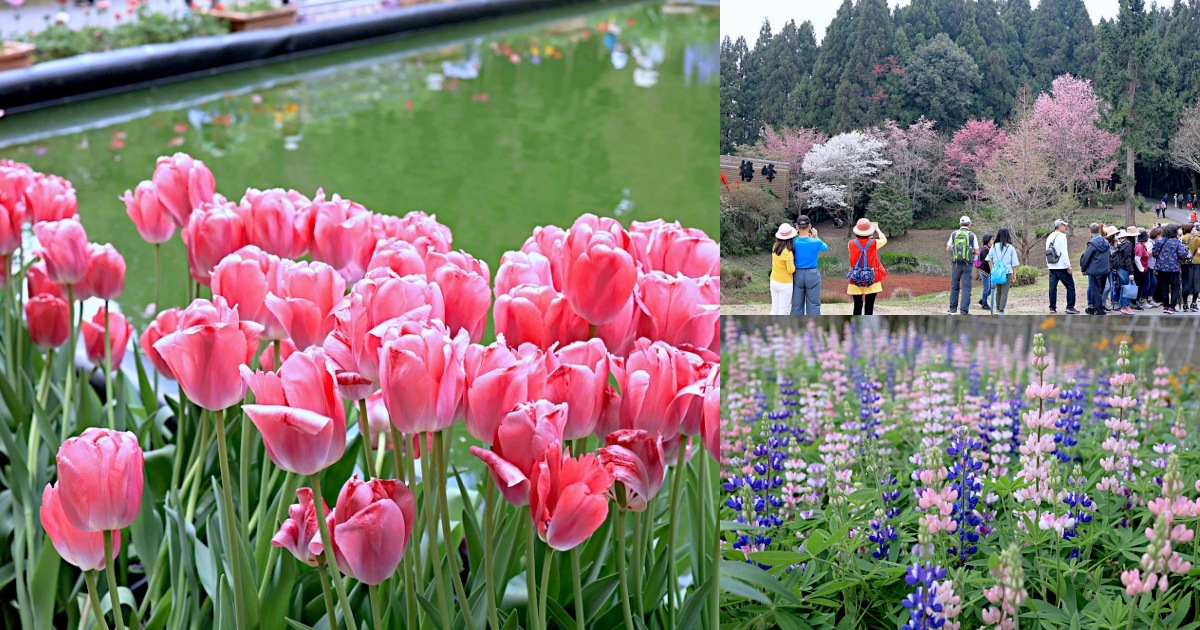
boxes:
[721,0,1121,46]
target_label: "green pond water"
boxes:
[0,0,717,326]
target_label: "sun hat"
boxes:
[795,215,811,228]
[852,218,874,237]
[1103,225,1119,238]
[1122,227,1140,238]
[775,223,798,240]
[960,216,971,226]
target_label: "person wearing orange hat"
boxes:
[845,218,887,315]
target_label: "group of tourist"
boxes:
[770,215,887,316]
[767,213,1200,316]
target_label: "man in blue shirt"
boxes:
[791,214,829,315]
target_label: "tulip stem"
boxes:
[434,430,476,630]
[183,418,211,523]
[27,348,53,480]
[103,530,126,630]
[84,570,112,630]
[400,537,419,630]
[419,435,453,630]
[214,408,249,630]
[316,561,337,626]
[526,518,540,630]
[631,510,644,615]
[369,583,385,630]
[311,473,357,629]
[103,299,115,430]
[614,491,636,630]
[60,284,76,442]
[570,547,585,629]
[539,545,553,630]
[257,471,294,601]
[153,243,161,314]
[666,446,687,627]
[359,399,377,479]
[483,475,500,630]
[239,411,252,537]
[705,450,719,630]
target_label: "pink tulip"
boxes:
[519,225,567,290]
[55,428,144,531]
[271,487,327,567]
[529,446,613,551]
[258,338,297,373]
[33,219,89,285]
[426,250,491,342]
[211,246,285,340]
[181,199,247,285]
[373,211,453,260]
[309,191,372,281]
[378,319,469,434]
[493,284,589,350]
[0,161,33,220]
[494,250,554,297]
[628,219,719,278]
[139,308,181,380]
[366,237,426,277]
[25,173,78,223]
[595,294,640,358]
[26,261,63,299]
[362,392,394,451]
[25,293,70,349]
[561,214,637,325]
[635,272,719,350]
[0,182,23,256]
[463,339,545,444]
[75,243,127,301]
[264,259,346,349]
[82,307,133,367]
[241,347,347,475]
[122,181,176,244]
[313,475,416,585]
[40,483,116,571]
[468,400,567,506]
[323,270,443,399]
[701,369,720,460]
[153,297,263,410]
[597,429,665,511]
[152,153,216,227]
[607,339,696,441]
[240,188,311,259]
[544,338,618,440]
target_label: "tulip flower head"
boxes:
[55,428,145,532]
[561,213,638,325]
[152,152,216,227]
[153,296,263,410]
[379,319,469,434]
[272,487,327,567]
[122,181,176,244]
[25,293,70,350]
[597,429,665,511]
[81,307,134,367]
[312,475,416,585]
[33,219,89,286]
[469,400,567,506]
[529,446,614,551]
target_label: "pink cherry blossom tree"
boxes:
[945,119,1008,212]
[979,121,1061,263]
[1025,75,1121,199]
[869,117,949,222]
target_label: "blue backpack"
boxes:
[846,240,876,287]
[990,245,1011,285]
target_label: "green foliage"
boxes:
[879,250,919,269]
[721,263,752,289]
[1012,264,1040,286]
[26,11,229,63]
[719,185,788,257]
[867,179,914,236]
[903,33,981,131]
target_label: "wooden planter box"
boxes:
[206,6,298,32]
[0,42,35,72]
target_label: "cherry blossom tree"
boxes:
[1169,102,1200,187]
[750,125,829,215]
[1025,75,1121,200]
[980,121,1063,263]
[869,117,948,226]
[945,119,1008,212]
[801,131,890,229]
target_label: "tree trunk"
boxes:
[1126,145,1136,226]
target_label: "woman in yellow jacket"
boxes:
[770,223,798,314]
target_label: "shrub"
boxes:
[720,186,787,257]
[1012,265,1040,287]
[890,287,913,300]
[913,213,961,230]
[817,254,842,271]
[27,10,229,63]
[721,263,752,289]
[879,251,920,268]
[822,292,849,304]
[866,180,914,236]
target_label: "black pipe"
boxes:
[0,0,598,113]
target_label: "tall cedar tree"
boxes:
[804,0,855,130]
[835,0,894,131]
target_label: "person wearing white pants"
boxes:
[770,223,798,315]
